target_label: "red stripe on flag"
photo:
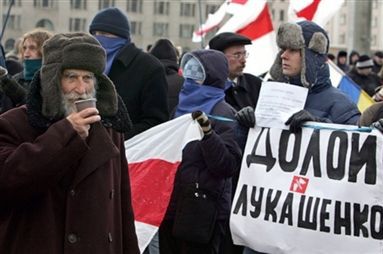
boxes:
[296,0,320,21]
[236,4,273,41]
[129,159,180,227]
[230,0,248,4]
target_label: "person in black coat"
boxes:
[209,32,262,111]
[89,7,169,139]
[159,49,242,254]
[149,39,184,114]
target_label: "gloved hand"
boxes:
[371,119,383,133]
[0,66,8,78]
[235,106,255,128]
[0,76,27,104]
[192,111,212,135]
[285,110,317,133]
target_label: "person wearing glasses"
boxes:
[209,32,262,112]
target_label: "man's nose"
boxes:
[74,79,88,94]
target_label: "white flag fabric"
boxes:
[193,0,278,76]
[125,114,202,252]
[288,0,345,27]
[231,124,383,253]
[192,1,228,43]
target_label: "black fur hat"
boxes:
[40,32,117,119]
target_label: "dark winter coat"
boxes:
[162,60,183,114]
[0,76,139,254]
[304,78,360,124]
[225,73,262,111]
[108,43,169,139]
[0,71,28,114]
[348,68,381,97]
[165,49,242,221]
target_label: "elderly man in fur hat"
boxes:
[239,21,361,134]
[0,33,139,254]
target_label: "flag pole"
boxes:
[197,0,204,48]
[0,0,15,43]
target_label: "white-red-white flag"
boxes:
[192,1,228,43]
[216,0,277,76]
[288,0,345,27]
[125,114,202,252]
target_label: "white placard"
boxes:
[255,81,308,129]
[231,124,383,254]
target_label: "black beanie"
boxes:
[149,39,178,62]
[89,7,130,39]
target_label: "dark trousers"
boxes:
[159,219,226,254]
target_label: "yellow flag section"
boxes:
[231,123,383,254]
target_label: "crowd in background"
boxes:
[0,6,383,254]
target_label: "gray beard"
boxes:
[62,90,96,116]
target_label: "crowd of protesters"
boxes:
[1,6,383,254]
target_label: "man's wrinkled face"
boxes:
[61,69,97,115]
[281,48,302,77]
[224,45,248,80]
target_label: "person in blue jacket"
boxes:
[237,20,360,134]
[159,49,242,254]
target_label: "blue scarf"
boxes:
[23,59,42,81]
[94,35,129,74]
[175,78,226,118]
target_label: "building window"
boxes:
[179,24,194,38]
[127,0,142,13]
[340,14,346,25]
[130,21,142,35]
[4,38,15,52]
[180,3,195,17]
[2,14,21,30]
[371,35,377,47]
[3,0,22,6]
[71,0,87,10]
[205,4,218,18]
[372,16,378,28]
[69,18,86,32]
[279,10,284,21]
[98,0,114,10]
[153,22,169,37]
[36,18,54,30]
[339,33,346,44]
[154,1,169,15]
[34,0,54,8]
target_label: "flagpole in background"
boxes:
[197,0,204,48]
[0,0,15,43]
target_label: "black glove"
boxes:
[371,119,383,133]
[0,76,27,104]
[235,106,255,128]
[285,110,317,133]
[192,111,212,135]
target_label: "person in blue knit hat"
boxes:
[89,7,169,140]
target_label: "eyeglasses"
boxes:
[226,51,249,60]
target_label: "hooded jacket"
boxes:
[165,50,242,221]
[150,39,184,113]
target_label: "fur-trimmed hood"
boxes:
[270,21,330,89]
